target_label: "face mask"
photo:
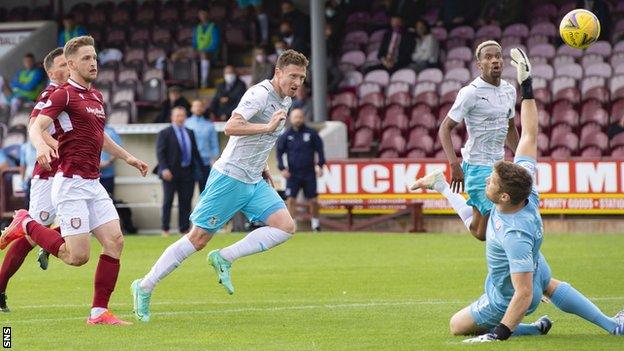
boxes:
[325,9,335,18]
[224,74,236,84]
[276,48,285,56]
[255,54,265,63]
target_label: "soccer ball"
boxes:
[559,9,601,49]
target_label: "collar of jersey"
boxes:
[474,76,502,89]
[68,78,89,91]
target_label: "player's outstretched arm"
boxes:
[28,115,57,170]
[102,132,148,176]
[224,110,286,136]
[510,48,537,160]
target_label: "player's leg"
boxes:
[161,179,175,236]
[211,180,294,294]
[545,278,623,334]
[0,237,33,312]
[450,304,489,336]
[28,178,56,270]
[411,170,474,233]
[87,186,131,326]
[132,170,242,320]
[284,175,301,225]
[303,175,321,232]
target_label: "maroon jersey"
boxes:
[30,83,63,179]
[39,79,106,179]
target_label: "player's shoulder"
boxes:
[458,79,479,97]
[499,79,517,93]
[247,80,271,98]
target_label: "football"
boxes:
[559,9,601,49]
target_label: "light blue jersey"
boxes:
[190,80,288,232]
[470,156,552,328]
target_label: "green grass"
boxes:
[1,232,623,350]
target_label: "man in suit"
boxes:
[375,16,415,73]
[156,106,201,237]
[210,65,246,121]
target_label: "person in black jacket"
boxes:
[210,65,246,121]
[156,106,201,236]
[375,16,415,73]
[155,86,191,123]
[276,108,326,232]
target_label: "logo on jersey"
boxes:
[208,216,218,227]
[70,217,81,229]
[494,218,502,231]
[39,211,50,222]
[85,106,106,119]
[303,133,310,142]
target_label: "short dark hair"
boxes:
[414,18,430,34]
[493,161,533,205]
[276,49,309,69]
[43,48,64,71]
[24,53,35,60]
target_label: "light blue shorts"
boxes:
[469,254,552,329]
[462,162,494,216]
[189,170,286,232]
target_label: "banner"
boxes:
[0,29,33,57]
[317,159,624,215]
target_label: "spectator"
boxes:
[281,0,309,40]
[256,4,270,45]
[155,86,190,123]
[19,140,37,208]
[376,16,415,73]
[276,108,326,232]
[100,124,122,196]
[279,20,308,55]
[479,0,525,28]
[210,65,246,121]
[438,0,479,29]
[193,8,221,88]
[0,75,11,114]
[325,24,343,94]
[607,115,624,138]
[0,149,8,172]
[269,40,287,64]
[577,0,611,41]
[185,99,220,193]
[410,19,439,72]
[98,48,123,66]
[58,14,87,48]
[389,0,426,25]
[10,53,45,115]
[155,106,201,237]
[292,84,313,121]
[251,47,274,85]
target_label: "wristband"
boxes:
[492,323,512,340]
[520,77,533,100]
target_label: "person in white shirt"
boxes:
[413,40,519,241]
[410,19,439,72]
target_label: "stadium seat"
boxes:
[339,71,364,89]
[614,41,624,54]
[111,7,130,26]
[447,46,472,62]
[438,103,453,122]
[176,26,193,46]
[331,92,357,109]
[344,30,368,47]
[390,69,416,85]
[585,63,612,79]
[609,75,624,101]
[555,63,583,80]
[444,59,466,71]
[417,68,443,84]
[537,133,549,155]
[340,51,366,70]
[439,80,462,105]
[413,82,438,109]
[526,34,549,49]
[611,146,624,157]
[611,133,624,149]
[580,146,602,157]
[580,123,603,140]
[532,64,554,80]
[378,134,406,156]
[364,70,390,87]
[146,46,167,67]
[108,107,131,125]
[586,41,612,58]
[382,113,409,132]
[104,28,127,48]
[449,26,474,40]
[534,88,552,107]
[537,109,551,130]
[152,28,173,50]
[550,132,578,152]
[580,104,609,127]
[580,132,609,151]
[359,92,385,109]
[96,68,117,86]
[551,108,579,130]
[129,27,151,48]
[357,82,382,98]
[140,78,166,104]
[529,43,556,59]
[383,105,405,120]
[387,81,410,97]
[355,105,381,132]
[167,58,197,88]
[530,22,557,37]
[581,54,604,69]
[444,68,470,84]
[368,29,386,44]
[409,110,437,131]
[405,149,427,159]
[406,133,435,155]
[533,3,557,19]
[552,77,579,104]
[361,51,381,72]
[503,23,529,38]
[475,24,502,39]
[378,149,400,158]
[552,55,576,68]
[500,35,522,48]
[431,26,447,41]
[550,147,573,159]
[365,41,382,55]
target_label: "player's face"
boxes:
[51,55,69,84]
[486,171,509,205]
[276,64,306,98]
[477,45,502,79]
[69,45,98,83]
[289,109,305,128]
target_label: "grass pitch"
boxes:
[1,232,622,350]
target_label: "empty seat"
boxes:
[339,71,363,89]
[444,67,470,84]
[529,43,556,59]
[550,147,573,159]
[533,64,554,80]
[611,133,624,148]
[556,44,584,59]
[357,82,382,98]
[447,46,472,62]
[359,92,384,108]
[417,68,443,84]
[580,146,602,157]
[553,55,576,68]
[331,91,357,109]
[555,63,583,80]
[526,34,549,49]
[581,77,609,103]
[378,134,406,156]
[580,122,603,140]
[586,41,612,58]
[503,23,529,38]
[409,109,436,131]
[537,133,549,154]
[530,21,557,36]
[390,68,416,85]
[340,51,366,70]
[364,69,390,87]
[168,58,197,88]
[406,133,435,155]
[580,131,609,150]
[413,82,438,108]
[355,105,380,131]
[585,63,612,78]
[140,78,166,104]
[351,128,374,153]
[550,132,578,152]
[382,113,409,131]
[476,24,502,39]
[552,108,579,129]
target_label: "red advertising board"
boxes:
[317,159,624,215]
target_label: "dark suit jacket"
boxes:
[155,125,202,181]
[377,30,415,71]
[155,97,191,123]
[210,78,247,119]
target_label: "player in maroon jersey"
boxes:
[0,48,68,312]
[0,36,148,325]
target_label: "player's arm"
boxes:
[102,132,148,176]
[224,111,285,136]
[28,118,58,151]
[510,48,537,160]
[505,118,519,153]
[500,271,533,331]
[439,117,463,192]
[29,115,57,171]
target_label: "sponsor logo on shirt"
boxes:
[86,106,106,119]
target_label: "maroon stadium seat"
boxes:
[580,132,609,150]
[387,92,411,108]
[611,133,624,149]
[359,92,385,109]
[552,108,579,129]
[534,88,552,106]
[331,92,357,109]
[417,68,443,84]
[538,109,551,130]
[406,133,434,155]
[537,133,549,155]
[409,110,437,130]
[357,82,382,98]
[580,123,603,140]
[405,149,427,158]
[350,128,374,153]
[447,47,472,62]
[444,68,471,84]
[378,134,406,156]
[382,113,409,132]
[152,28,173,50]
[340,51,366,70]
[550,147,573,159]
[383,105,405,120]
[364,70,390,87]
[449,26,475,40]
[503,23,529,38]
[339,71,363,89]
[355,106,381,132]
[550,132,578,152]
[580,146,602,157]
[611,146,624,157]
[390,69,416,85]
[581,103,609,127]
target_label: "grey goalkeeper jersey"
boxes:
[213,79,291,183]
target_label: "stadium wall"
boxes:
[0,21,56,81]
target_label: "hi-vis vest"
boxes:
[195,23,215,50]
[15,70,43,101]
